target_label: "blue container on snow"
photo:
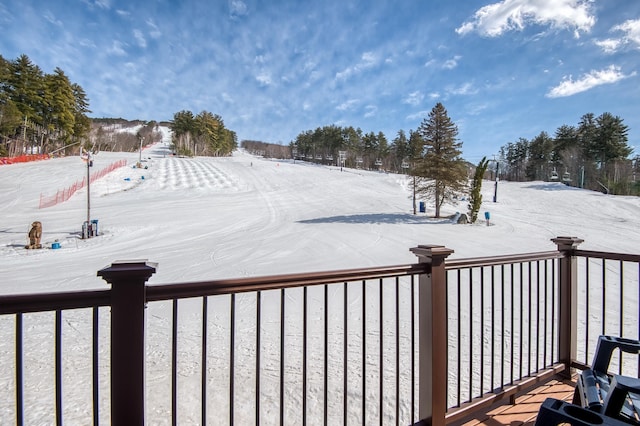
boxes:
[419,201,426,213]
[52,242,61,249]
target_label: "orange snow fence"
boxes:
[0,154,50,165]
[39,159,128,208]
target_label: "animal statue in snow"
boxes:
[26,221,42,249]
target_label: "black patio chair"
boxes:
[572,335,640,424]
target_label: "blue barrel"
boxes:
[419,201,426,213]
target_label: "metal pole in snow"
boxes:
[493,161,499,203]
[87,152,91,234]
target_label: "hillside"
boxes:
[1,129,639,295]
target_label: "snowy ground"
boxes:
[1,128,639,424]
[2,130,639,294]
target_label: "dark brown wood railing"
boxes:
[1,237,638,426]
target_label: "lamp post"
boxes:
[81,147,92,238]
[138,135,144,165]
[493,160,499,203]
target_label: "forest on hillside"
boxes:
[0,54,91,157]
[285,110,639,195]
[497,113,639,195]
[2,54,637,195]
[0,55,238,158]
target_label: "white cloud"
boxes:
[82,0,111,10]
[230,0,248,18]
[255,72,272,86]
[146,19,162,39]
[336,99,358,111]
[364,105,377,118]
[335,51,379,81]
[403,91,424,106]
[43,11,63,27]
[456,0,594,38]
[79,39,96,48]
[133,29,146,48]
[361,51,377,66]
[447,82,477,96]
[596,19,640,53]
[406,110,429,122]
[424,59,437,68]
[108,40,127,56]
[221,92,234,104]
[546,65,634,98]
[595,38,623,54]
[443,55,462,70]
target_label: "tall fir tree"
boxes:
[414,102,468,217]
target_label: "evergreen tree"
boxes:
[593,112,631,164]
[468,157,489,223]
[525,131,554,180]
[414,103,467,218]
[71,83,92,146]
[391,130,408,172]
[43,68,76,140]
[8,54,45,122]
[170,110,195,155]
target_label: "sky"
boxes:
[1,131,639,424]
[1,0,640,162]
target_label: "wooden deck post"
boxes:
[411,244,454,426]
[552,236,583,379]
[98,260,157,425]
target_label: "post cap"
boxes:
[551,236,584,250]
[97,260,157,284]
[410,244,454,260]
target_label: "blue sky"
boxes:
[1,0,639,161]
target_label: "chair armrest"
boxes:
[602,375,640,423]
[592,336,640,373]
[536,398,631,426]
[576,369,606,410]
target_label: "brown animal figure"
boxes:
[25,221,42,249]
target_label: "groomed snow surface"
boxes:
[1,129,639,424]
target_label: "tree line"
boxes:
[498,112,638,195]
[241,140,290,158]
[290,103,469,218]
[170,110,237,157]
[90,118,164,153]
[0,54,91,157]
[0,54,239,159]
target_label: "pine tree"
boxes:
[468,157,489,223]
[414,103,468,217]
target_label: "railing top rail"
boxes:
[146,263,427,302]
[445,250,562,270]
[0,289,111,315]
[575,249,640,263]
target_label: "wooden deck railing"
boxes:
[1,236,639,425]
